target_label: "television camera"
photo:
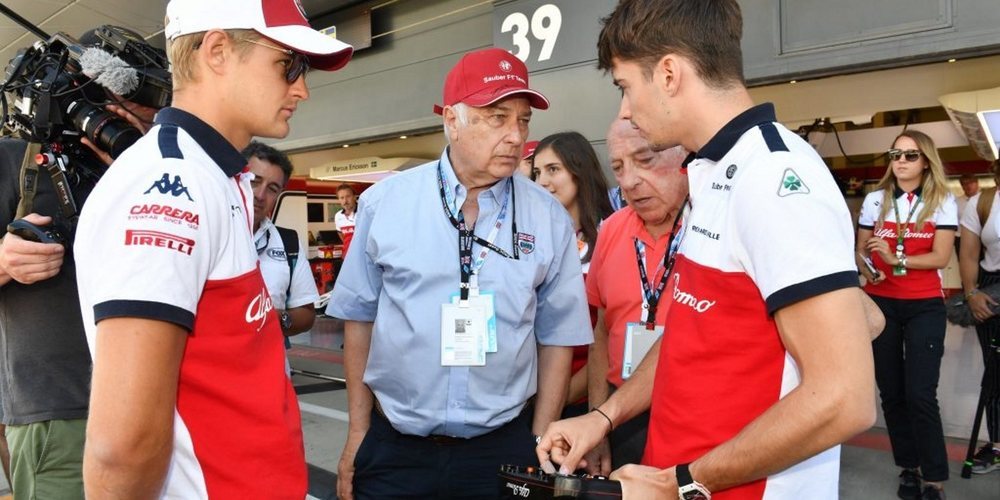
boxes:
[0,4,171,243]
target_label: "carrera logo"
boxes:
[125,229,194,255]
[144,173,193,201]
[266,248,287,261]
[129,204,200,228]
[245,287,274,333]
[672,274,716,313]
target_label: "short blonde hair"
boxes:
[165,27,260,88]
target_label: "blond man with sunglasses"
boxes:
[73,1,352,498]
[856,130,957,500]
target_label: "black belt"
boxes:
[372,401,470,446]
[372,399,529,446]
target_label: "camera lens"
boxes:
[65,100,141,159]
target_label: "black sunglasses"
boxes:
[246,39,310,83]
[887,149,922,162]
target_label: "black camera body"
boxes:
[1,24,171,244]
[2,26,170,163]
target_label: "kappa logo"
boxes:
[145,173,193,201]
[125,229,195,255]
[777,168,810,197]
[516,232,535,254]
[245,287,275,333]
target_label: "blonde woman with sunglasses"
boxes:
[856,130,957,500]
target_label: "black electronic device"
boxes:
[7,219,66,245]
[498,465,622,499]
[858,252,880,278]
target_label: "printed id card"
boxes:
[450,290,497,353]
[441,302,487,366]
[621,323,663,380]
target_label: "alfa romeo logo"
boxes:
[499,60,512,72]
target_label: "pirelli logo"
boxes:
[125,229,195,256]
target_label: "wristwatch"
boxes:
[676,463,711,500]
[279,310,293,332]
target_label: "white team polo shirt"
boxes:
[255,218,319,311]
[75,107,306,499]
[646,104,858,500]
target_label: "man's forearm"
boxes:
[284,306,315,336]
[688,289,875,493]
[597,338,660,427]
[533,345,572,436]
[587,312,610,407]
[344,321,374,432]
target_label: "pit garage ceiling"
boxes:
[0,0,363,71]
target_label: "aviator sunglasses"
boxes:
[887,149,922,162]
[245,38,310,83]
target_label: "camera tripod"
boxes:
[961,339,999,478]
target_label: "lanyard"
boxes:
[632,197,687,329]
[890,192,921,254]
[437,162,518,300]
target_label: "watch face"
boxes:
[679,485,709,500]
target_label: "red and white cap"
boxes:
[165,0,354,71]
[433,48,548,115]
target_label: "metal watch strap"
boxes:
[676,463,711,500]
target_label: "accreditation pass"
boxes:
[441,302,487,366]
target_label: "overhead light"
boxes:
[342,144,350,148]
[399,135,408,139]
[789,80,797,84]
[948,58,957,63]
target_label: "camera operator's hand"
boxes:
[81,99,158,166]
[0,214,65,286]
[968,291,997,322]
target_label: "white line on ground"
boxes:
[298,401,349,422]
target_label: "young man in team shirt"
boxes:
[536,1,878,498]
[74,0,352,497]
[334,183,357,256]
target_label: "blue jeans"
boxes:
[870,295,949,481]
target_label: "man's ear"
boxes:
[442,106,460,142]
[657,54,683,97]
[199,29,232,78]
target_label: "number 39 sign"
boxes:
[493,0,616,72]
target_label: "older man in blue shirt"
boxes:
[327,48,592,499]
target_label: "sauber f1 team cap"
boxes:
[433,48,549,115]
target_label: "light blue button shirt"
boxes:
[327,148,592,438]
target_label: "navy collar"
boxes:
[893,184,923,198]
[696,103,777,162]
[154,107,247,177]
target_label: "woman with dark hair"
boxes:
[958,160,1000,477]
[856,129,957,500]
[531,131,613,415]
